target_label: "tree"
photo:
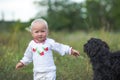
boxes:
[108,0,120,30]
[85,0,111,30]
[34,0,86,31]
[34,0,120,31]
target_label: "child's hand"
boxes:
[16,62,24,69]
[71,49,80,57]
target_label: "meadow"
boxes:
[0,29,120,80]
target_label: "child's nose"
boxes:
[38,32,42,35]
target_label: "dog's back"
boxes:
[110,51,120,79]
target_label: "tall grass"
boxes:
[0,29,120,80]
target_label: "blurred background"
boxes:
[0,0,120,80]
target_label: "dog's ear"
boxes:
[102,41,109,49]
[91,38,109,50]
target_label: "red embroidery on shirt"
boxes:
[32,48,36,52]
[32,46,48,56]
[44,47,48,51]
[40,51,44,56]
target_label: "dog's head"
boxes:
[84,38,109,57]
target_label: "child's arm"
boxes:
[50,39,80,56]
[16,62,24,69]
[15,42,33,70]
[71,48,80,57]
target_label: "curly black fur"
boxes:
[84,38,120,80]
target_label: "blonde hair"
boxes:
[26,18,48,32]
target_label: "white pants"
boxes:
[34,71,56,80]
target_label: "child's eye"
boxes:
[35,31,39,33]
[41,30,45,32]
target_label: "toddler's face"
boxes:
[31,22,48,43]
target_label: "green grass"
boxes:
[0,29,120,80]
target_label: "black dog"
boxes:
[84,38,120,80]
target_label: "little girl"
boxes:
[16,18,80,80]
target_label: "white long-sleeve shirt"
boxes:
[20,38,72,72]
